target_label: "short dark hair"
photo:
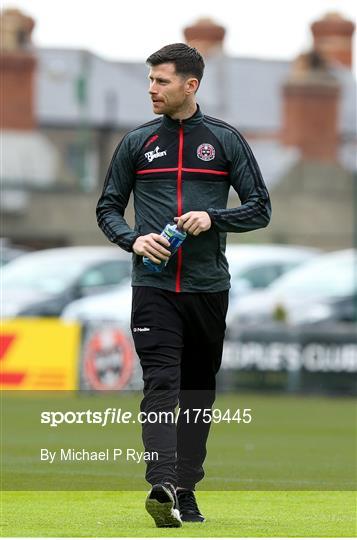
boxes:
[146,43,205,83]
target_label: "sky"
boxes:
[1,0,357,70]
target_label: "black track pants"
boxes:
[131,286,228,490]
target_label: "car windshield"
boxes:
[269,252,355,298]
[2,257,91,295]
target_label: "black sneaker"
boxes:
[145,482,182,528]
[176,489,205,522]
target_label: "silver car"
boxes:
[2,246,131,318]
[62,244,320,325]
[227,249,356,329]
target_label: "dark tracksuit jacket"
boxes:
[96,106,271,293]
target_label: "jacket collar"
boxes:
[162,104,203,132]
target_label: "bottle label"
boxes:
[143,223,186,272]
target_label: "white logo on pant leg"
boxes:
[197,143,215,161]
[133,327,150,333]
[145,146,167,163]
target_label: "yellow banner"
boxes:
[0,319,80,390]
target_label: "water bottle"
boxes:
[143,223,187,273]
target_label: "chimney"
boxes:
[183,18,225,57]
[0,9,37,130]
[281,51,340,162]
[311,12,355,69]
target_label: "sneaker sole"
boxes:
[145,486,182,528]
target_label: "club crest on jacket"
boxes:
[197,143,215,161]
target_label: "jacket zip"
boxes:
[175,123,184,293]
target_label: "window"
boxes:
[239,264,283,289]
[79,260,131,290]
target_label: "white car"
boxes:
[226,244,320,299]
[227,248,356,329]
[62,279,132,325]
[62,244,319,325]
[2,246,131,318]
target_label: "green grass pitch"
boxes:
[2,490,356,537]
[1,392,356,536]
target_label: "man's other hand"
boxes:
[133,234,171,264]
[174,211,211,236]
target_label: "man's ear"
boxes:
[185,77,199,95]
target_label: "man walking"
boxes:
[97,43,271,527]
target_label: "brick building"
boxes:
[1,10,356,249]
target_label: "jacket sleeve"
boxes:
[96,135,140,252]
[207,131,271,233]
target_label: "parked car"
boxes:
[2,247,131,318]
[0,238,29,266]
[295,294,357,325]
[61,244,320,326]
[227,249,356,330]
[225,244,320,299]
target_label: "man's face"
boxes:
[148,63,189,116]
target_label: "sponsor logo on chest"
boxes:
[145,146,167,163]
